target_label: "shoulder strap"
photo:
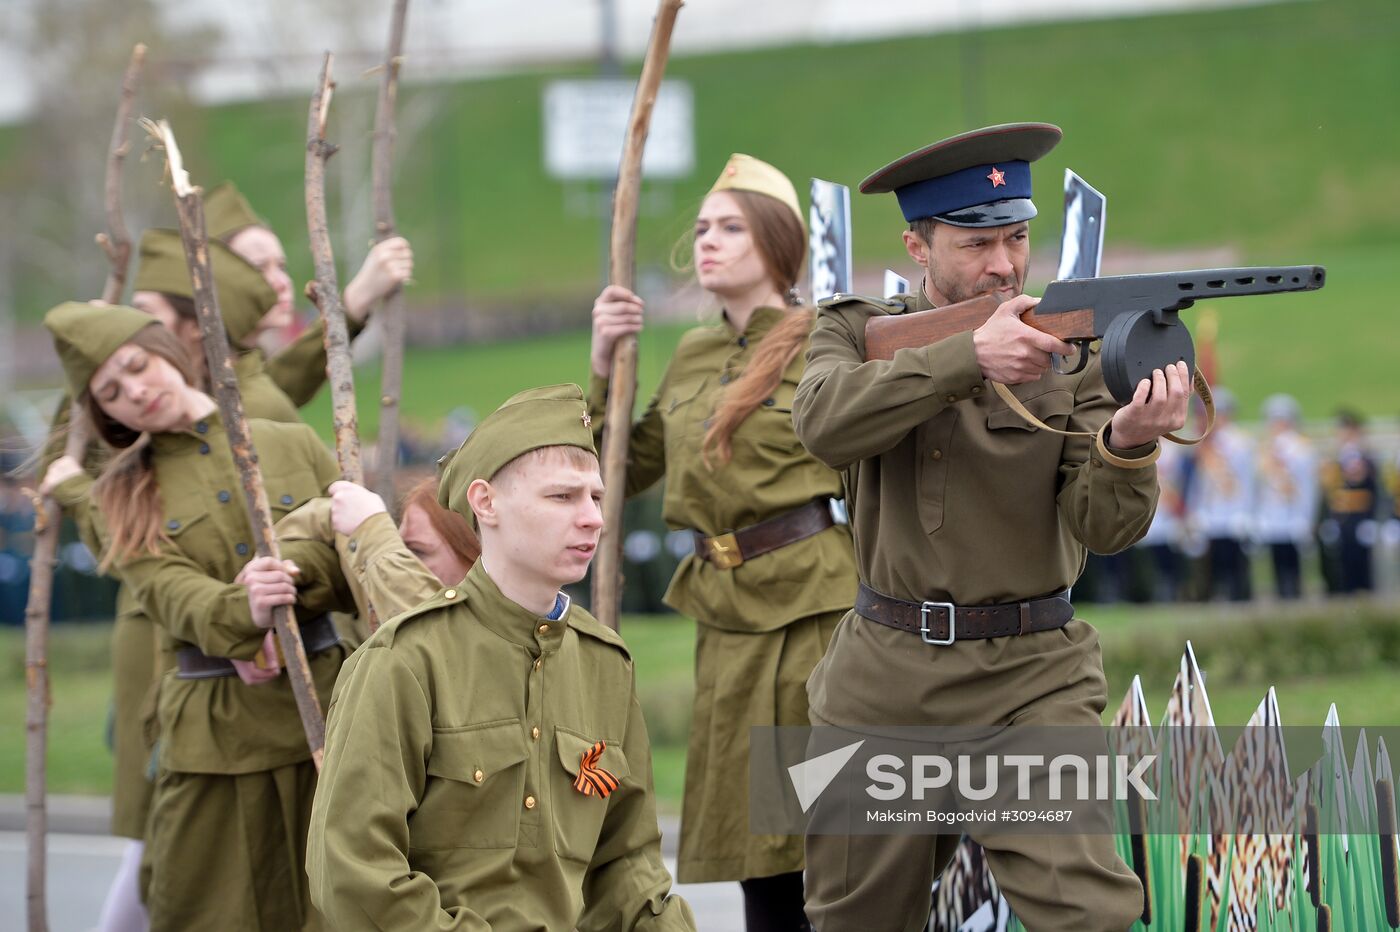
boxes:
[988,366,1215,463]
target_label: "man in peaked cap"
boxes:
[792,124,1192,930]
[307,385,695,931]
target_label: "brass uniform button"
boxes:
[531,726,540,740]
[537,624,550,635]
[473,769,484,783]
[444,589,457,600]
[930,449,943,461]
[945,394,957,403]
[971,386,983,395]
[524,795,536,810]
[533,658,542,670]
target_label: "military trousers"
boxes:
[141,761,324,932]
[802,612,1142,932]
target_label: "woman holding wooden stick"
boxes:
[587,155,858,929]
[39,301,352,931]
[36,244,289,932]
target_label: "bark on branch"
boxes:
[306,53,382,632]
[371,0,411,503]
[27,41,145,932]
[147,119,328,769]
[592,0,685,631]
[305,53,363,485]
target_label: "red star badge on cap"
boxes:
[987,166,1006,188]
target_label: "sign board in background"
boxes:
[809,177,852,303]
[543,79,695,181]
[1057,168,1106,281]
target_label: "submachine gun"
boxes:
[864,265,1327,405]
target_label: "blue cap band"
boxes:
[893,160,1032,222]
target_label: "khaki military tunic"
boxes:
[587,305,858,882]
[275,500,445,637]
[306,561,696,931]
[792,290,1156,932]
[236,315,364,424]
[87,412,351,931]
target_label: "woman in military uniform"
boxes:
[40,301,353,931]
[588,154,858,928]
[38,246,286,932]
[202,181,412,417]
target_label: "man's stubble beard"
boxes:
[925,253,1028,307]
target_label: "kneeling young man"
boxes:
[306,384,695,931]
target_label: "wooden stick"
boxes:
[305,54,363,486]
[592,0,685,630]
[371,0,410,504]
[26,42,144,932]
[305,53,381,632]
[148,119,327,768]
[97,44,145,305]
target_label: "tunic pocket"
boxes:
[411,720,529,850]
[552,728,630,862]
[985,388,1074,433]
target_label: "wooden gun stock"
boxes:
[864,295,1097,362]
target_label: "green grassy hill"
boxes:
[180,0,1398,299]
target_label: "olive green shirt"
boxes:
[307,561,695,931]
[274,500,443,621]
[236,314,365,424]
[587,306,856,632]
[86,413,352,774]
[792,290,1160,605]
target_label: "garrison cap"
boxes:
[708,153,804,227]
[203,181,266,242]
[437,384,599,522]
[44,302,160,397]
[132,229,277,344]
[861,122,1062,227]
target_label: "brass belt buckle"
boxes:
[707,532,744,569]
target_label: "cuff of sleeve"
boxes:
[346,512,401,573]
[1093,423,1160,470]
[923,330,987,405]
[52,473,94,509]
[220,592,267,659]
[587,371,610,414]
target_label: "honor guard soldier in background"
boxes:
[306,384,695,932]
[1255,393,1318,599]
[1320,408,1381,593]
[792,123,1191,931]
[1185,388,1256,602]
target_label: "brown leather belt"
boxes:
[175,614,341,680]
[692,498,836,570]
[854,582,1074,646]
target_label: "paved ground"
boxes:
[0,800,744,931]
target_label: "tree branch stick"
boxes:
[27,42,145,932]
[148,119,327,769]
[305,53,362,486]
[306,53,381,632]
[592,0,684,630]
[371,0,410,503]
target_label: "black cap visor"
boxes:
[934,197,1038,229]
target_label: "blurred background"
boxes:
[1,0,1398,866]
